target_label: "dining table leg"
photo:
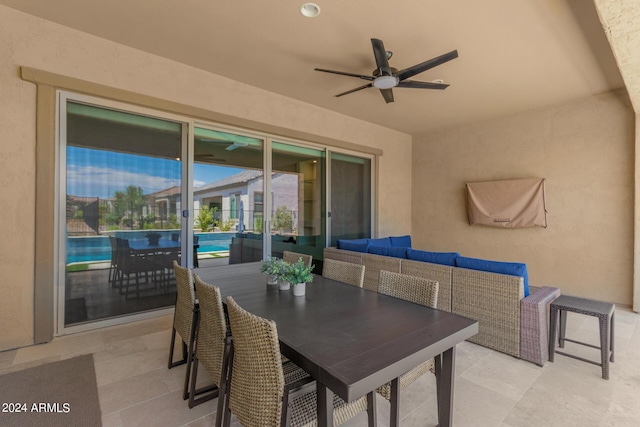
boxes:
[390,377,400,427]
[436,346,456,427]
[317,382,334,427]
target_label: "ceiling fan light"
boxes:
[372,75,398,89]
[300,3,320,17]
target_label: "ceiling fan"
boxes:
[315,38,458,104]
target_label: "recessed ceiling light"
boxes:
[300,3,321,18]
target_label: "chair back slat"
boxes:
[226,296,285,426]
[322,259,365,288]
[378,270,439,309]
[173,261,196,345]
[283,251,313,267]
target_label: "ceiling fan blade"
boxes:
[315,68,374,81]
[380,88,394,104]
[396,50,459,81]
[371,38,392,76]
[396,80,450,90]
[335,83,372,97]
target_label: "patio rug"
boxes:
[0,354,101,427]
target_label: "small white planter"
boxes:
[279,281,291,291]
[266,274,278,286]
[292,282,306,296]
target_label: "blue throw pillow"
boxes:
[338,241,370,253]
[456,256,530,296]
[368,245,409,258]
[407,249,459,266]
[389,235,412,248]
[367,237,392,247]
[336,238,368,250]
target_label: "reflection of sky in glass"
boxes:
[67,146,242,198]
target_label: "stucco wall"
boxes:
[0,5,412,351]
[412,90,634,305]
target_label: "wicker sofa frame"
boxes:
[323,247,560,366]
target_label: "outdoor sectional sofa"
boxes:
[324,236,561,366]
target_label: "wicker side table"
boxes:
[548,295,614,379]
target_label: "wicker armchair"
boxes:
[167,261,199,401]
[377,270,439,426]
[188,275,232,422]
[322,258,365,288]
[224,296,376,427]
[283,251,313,267]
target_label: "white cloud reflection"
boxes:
[67,165,181,198]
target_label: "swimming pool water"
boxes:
[66,232,233,264]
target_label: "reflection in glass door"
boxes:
[271,142,326,265]
[62,100,184,327]
[193,127,264,265]
[329,152,372,246]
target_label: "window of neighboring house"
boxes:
[230,193,240,219]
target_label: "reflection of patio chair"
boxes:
[193,235,200,268]
[108,236,119,287]
[116,238,161,299]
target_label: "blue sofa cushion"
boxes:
[407,249,459,267]
[368,245,409,258]
[456,256,530,296]
[337,240,370,253]
[389,235,412,248]
[336,238,368,250]
[367,237,392,247]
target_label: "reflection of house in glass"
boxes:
[194,170,299,232]
[143,185,181,222]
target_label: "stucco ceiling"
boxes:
[0,0,629,136]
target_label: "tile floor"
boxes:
[1,306,639,426]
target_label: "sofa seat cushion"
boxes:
[407,249,459,266]
[368,245,409,258]
[456,256,529,296]
[337,240,370,253]
[389,235,412,248]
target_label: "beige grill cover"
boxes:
[466,178,547,228]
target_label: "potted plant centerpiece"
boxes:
[260,257,284,286]
[281,258,314,296]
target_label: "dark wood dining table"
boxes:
[196,262,478,427]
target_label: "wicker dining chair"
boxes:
[167,261,199,401]
[376,270,439,426]
[322,258,365,288]
[224,296,377,427]
[188,275,233,424]
[283,251,313,267]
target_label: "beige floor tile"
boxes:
[118,389,213,427]
[461,350,542,401]
[95,347,167,386]
[12,332,105,365]
[102,411,123,427]
[100,315,173,344]
[98,368,170,415]
[90,336,149,364]
[142,329,174,351]
[452,377,518,426]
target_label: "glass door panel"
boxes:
[271,142,326,266]
[63,100,183,327]
[329,152,372,246]
[193,127,264,265]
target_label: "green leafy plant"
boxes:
[280,258,314,285]
[196,206,215,232]
[219,219,232,232]
[261,257,285,276]
[272,205,293,232]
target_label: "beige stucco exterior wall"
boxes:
[0,5,412,351]
[413,90,634,305]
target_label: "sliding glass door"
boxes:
[193,126,264,265]
[270,142,326,264]
[62,98,185,328]
[329,152,372,246]
[57,92,374,333]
